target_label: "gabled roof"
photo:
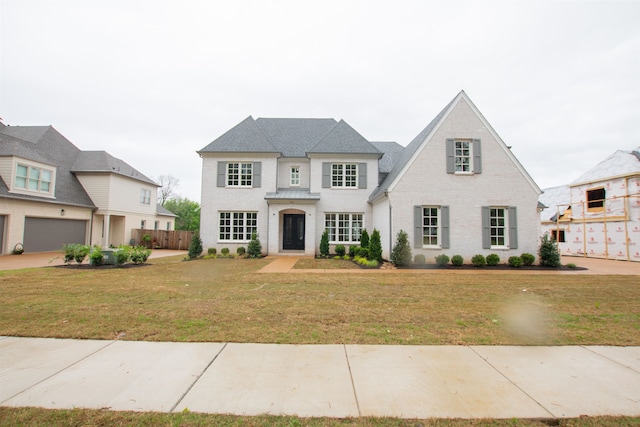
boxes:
[539,185,571,221]
[571,147,640,186]
[371,141,404,173]
[369,90,541,202]
[198,117,381,158]
[72,151,157,186]
[0,124,158,207]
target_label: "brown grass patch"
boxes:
[0,256,638,345]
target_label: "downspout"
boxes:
[603,196,609,260]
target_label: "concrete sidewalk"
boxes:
[1,336,639,419]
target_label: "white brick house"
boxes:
[198,91,542,260]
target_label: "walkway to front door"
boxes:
[283,214,305,250]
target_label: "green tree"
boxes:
[247,233,262,258]
[163,197,200,232]
[539,233,561,267]
[369,228,383,262]
[188,233,203,259]
[360,229,370,249]
[319,229,330,257]
[390,230,412,266]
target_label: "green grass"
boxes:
[1,256,639,345]
[2,257,640,426]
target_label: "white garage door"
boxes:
[24,217,87,253]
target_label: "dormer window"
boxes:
[15,163,54,194]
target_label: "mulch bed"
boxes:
[54,263,149,270]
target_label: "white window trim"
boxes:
[218,211,258,242]
[226,162,253,188]
[325,212,363,244]
[140,189,151,205]
[290,166,300,187]
[489,207,508,249]
[421,206,440,248]
[12,160,56,197]
[331,163,358,189]
[454,139,473,174]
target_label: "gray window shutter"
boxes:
[473,139,482,174]
[414,205,423,248]
[322,163,331,188]
[217,162,226,187]
[441,206,450,249]
[358,163,367,189]
[253,162,262,188]
[482,206,491,249]
[508,206,518,249]
[446,139,454,173]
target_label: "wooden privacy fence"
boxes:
[130,229,193,250]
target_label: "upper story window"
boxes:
[446,139,482,175]
[586,187,605,211]
[140,189,151,205]
[331,163,357,188]
[15,163,53,194]
[290,166,300,186]
[454,140,472,172]
[228,162,252,187]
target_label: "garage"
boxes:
[24,217,87,252]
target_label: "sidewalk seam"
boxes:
[468,346,556,418]
[0,339,117,405]
[581,345,640,375]
[343,344,362,417]
[170,342,228,413]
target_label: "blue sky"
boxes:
[2,0,639,201]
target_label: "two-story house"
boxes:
[0,123,175,254]
[198,91,542,260]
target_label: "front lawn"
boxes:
[1,256,638,346]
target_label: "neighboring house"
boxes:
[0,122,175,254]
[198,91,542,260]
[539,148,640,261]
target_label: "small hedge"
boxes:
[414,254,426,266]
[486,254,500,266]
[354,255,379,268]
[521,253,535,266]
[451,255,464,266]
[471,254,486,267]
[335,245,346,257]
[508,255,523,268]
[435,254,450,267]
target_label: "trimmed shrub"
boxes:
[188,233,203,259]
[360,229,370,249]
[247,233,262,258]
[567,263,577,269]
[354,256,379,268]
[358,247,370,260]
[237,247,246,256]
[320,229,330,257]
[451,255,464,266]
[335,244,346,257]
[343,255,351,261]
[435,254,450,267]
[208,248,217,255]
[369,229,383,262]
[521,253,535,266]
[63,243,90,264]
[130,246,151,264]
[221,247,230,256]
[89,245,103,266]
[486,254,500,266]
[114,245,131,265]
[539,233,561,267]
[348,245,357,257]
[471,254,486,267]
[390,230,412,267]
[414,254,426,266]
[508,255,523,268]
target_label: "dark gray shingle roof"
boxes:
[199,117,381,157]
[371,141,404,173]
[72,151,157,186]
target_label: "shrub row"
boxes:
[428,252,536,268]
[63,244,150,266]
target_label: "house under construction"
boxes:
[540,147,640,262]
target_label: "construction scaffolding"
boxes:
[546,186,640,262]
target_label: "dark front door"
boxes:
[283,214,305,250]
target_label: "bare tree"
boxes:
[156,174,180,206]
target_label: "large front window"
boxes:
[15,164,53,193]
[490,208,507,247]
[331,163,357,188]
[325,213,363,243]
[227,163,253,187]
[219,211,257,241]
[422,207,439,246]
